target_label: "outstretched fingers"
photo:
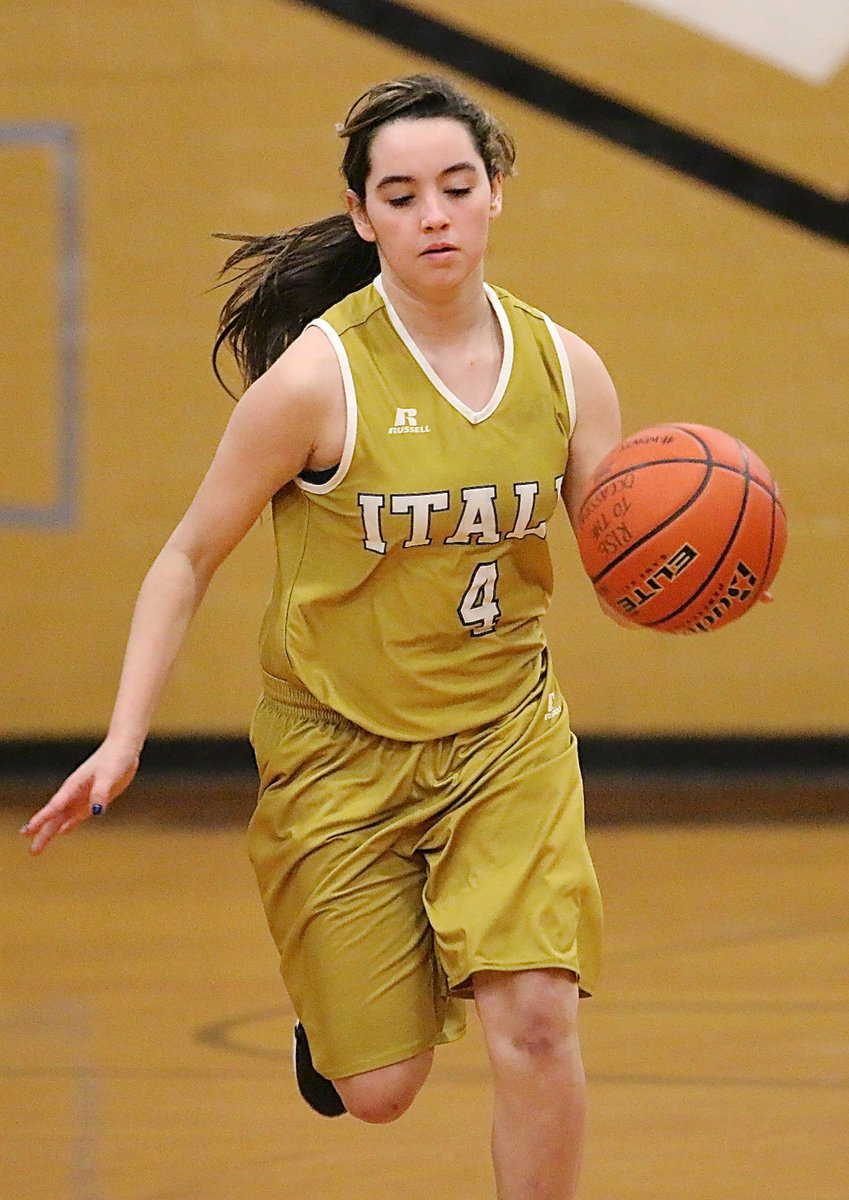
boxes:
[20,770,98,855]
[19,745,138,856]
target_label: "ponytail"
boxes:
[212,214,378,396]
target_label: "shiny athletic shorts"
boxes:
[247,654,603,1080]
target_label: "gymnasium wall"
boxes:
[2,0,847,739]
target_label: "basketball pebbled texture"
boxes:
[575,423,787,633]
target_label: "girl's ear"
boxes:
[489,172,503,220]
[345,190,376,243]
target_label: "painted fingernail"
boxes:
[19,824,30,834]
[91,803,104,816]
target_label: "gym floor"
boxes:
[3,776,847,1200]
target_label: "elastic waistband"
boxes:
[261,671,355,728]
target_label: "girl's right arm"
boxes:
[21,328,344,855]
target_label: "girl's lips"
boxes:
[422,243,458,254]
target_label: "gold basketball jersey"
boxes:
[258,276,576,740]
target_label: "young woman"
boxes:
[22,75,621,1199]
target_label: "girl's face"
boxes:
[346,117,502,294]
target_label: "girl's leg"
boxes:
[474,968,586,1200]
[334,1048,434,1124]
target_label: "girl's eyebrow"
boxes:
[374,161,478,189]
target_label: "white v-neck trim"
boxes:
[373,274,513,425]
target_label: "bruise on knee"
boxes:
[476,970,581,1069]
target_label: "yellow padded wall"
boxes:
[1,0,846,735]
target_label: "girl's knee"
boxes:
[335,1049,433,1124]
[475,969,581,1070]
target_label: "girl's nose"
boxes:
[420,195,449,230]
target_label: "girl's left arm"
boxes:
[557,327,622,531]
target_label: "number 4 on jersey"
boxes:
[458,561,501,636]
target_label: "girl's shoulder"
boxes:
[259,323,345,412]
[486,286,573,353]
[315,279,384,336]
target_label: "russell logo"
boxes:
[389,407,431,434]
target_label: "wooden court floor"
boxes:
[2,783,848,1200]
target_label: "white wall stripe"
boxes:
[625,0,849,84]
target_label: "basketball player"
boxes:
[22,75,621,1199]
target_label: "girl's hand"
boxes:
[597,593,639,629]
[19,742,140,856]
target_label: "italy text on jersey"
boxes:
[358,475,564,554]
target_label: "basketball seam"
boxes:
[583,458,779,502]
[588,427,717,585]
[647,438,754,630]
[583,422,780,496]
[584,452,783,588]
[762,478,783,590]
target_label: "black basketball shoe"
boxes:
[293,1022,347,1117]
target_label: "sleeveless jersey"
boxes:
[258,275,576,740]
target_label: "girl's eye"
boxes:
[388,196,413,207]
[446,187,472,197]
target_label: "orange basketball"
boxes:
[576,423,787,633]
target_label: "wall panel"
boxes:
[1,0,846,735]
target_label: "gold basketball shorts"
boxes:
[247,654,603,1080]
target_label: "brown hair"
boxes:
[213,74,515,395]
